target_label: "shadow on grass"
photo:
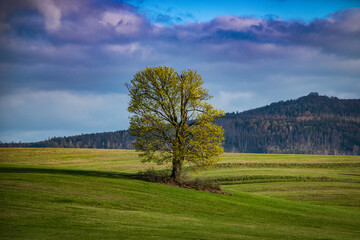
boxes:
[0,166,227,194]
[0,166,135,179]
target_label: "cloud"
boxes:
[100,10,147,35]
[32,0,62,31]
[0,23,10,33]
[151,8,360,58]
[0,90,130,142]
[211,91,257,112]
[0,1,359,142]
[0,0,62,32]
[210,16,264,32]
[1,0,151,44]
[2,1,360,58]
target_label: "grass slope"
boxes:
[1,148,360,239]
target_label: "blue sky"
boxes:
[131,0,360,23]
[0,0,360,142]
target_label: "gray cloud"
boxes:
[2,2,359,63]
[155,8,360,58]
[0,1,359,142]
[0,90,130,142]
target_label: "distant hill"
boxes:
[218,92,360,155]
[2,93,360,155]
[1,130,133,150]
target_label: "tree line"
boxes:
[2,92,360,155]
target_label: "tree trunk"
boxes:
[171,158,182,183]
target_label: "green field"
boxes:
[1,148,360,239]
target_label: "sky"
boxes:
[0,0,360,143]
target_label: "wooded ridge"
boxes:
[2,93,359,155]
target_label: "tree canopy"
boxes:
[126,66,224,182]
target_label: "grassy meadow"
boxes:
[1,148,360,239]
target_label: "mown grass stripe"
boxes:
[213,162,360,168]
[207,175,360,185]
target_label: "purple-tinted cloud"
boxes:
[154,8,360,58]
[0,1,359,142]
[2,2,358,42]
[1,2,359,87]
[1,0,151,43]
[2,1,359,62]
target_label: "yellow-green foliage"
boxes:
[126,66,224,180]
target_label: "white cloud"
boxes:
[32,0,62,31]
[105,43,140,54]
[211,91,256,112]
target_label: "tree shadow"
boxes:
[0,166,136,179]
[0,166,232,194]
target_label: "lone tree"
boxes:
[126,66,224,183]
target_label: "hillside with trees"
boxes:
[1,130,133,149]
[219,93,360,155]
[2,93,360,155]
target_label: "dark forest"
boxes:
[2,93,359,155]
